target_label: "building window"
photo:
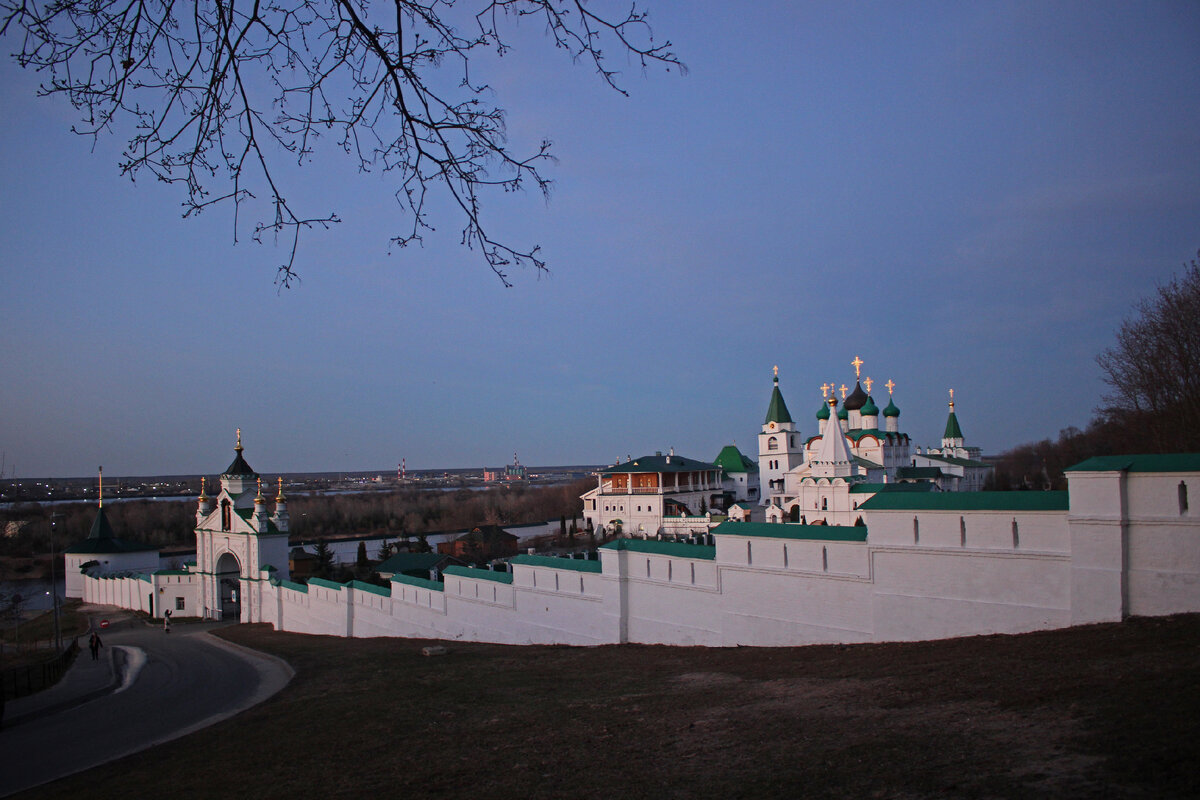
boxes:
[821,498,828,511]
[175,597,185,611]
[1180,482,1189,515]
[767,436,778,451]
[790,435,796,447]
[220,499,232,532]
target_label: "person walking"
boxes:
[88,631,103,661]
[163,609,172,633]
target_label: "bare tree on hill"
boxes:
[1096,251,1200,453]
[0,1,681,286]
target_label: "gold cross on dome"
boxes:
[886,379,895,395]
[820,382,830,397]
[949,388,955,401]
[864,376,873,394]
[851,356,864,378]
[236,427,242,447]
[839,384,848,399]
[773,365,779,378]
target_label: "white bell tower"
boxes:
[758,366,804,504]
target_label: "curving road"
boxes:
[0,615,292,797]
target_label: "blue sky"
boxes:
[1,1,1198,478]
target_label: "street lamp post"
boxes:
[49,513,63,652]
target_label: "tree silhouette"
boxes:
[1,1,681,286]
[1097,251,1200,452]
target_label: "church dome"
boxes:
[883,397,900,417]
[844,381,868,411]
[861,396,879,416]
[816,402,830,421]
[837,406,848,421]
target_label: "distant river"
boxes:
[0,577,66,611]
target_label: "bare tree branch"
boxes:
[0,0,683,287]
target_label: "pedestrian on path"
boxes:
[89,631,103,661]
[163,609,172,633]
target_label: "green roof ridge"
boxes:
[714,445,757,473]
[944,411,964,440]
[390,573,445,592]
[601,538,717,560]
[1064,453,1200,473]
[511,554,602,573]
[764,380,793,425]
[712,521,868,542]
[444,565,514,584]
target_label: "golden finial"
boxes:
[886,379,896,395]
[98,466,103,508]
[256,476,263,501]
[949,388,955,409]
[820,382,830,398]
[236,427,243,451]
[864,376,873,394]
[851,356,864,378]
[199,476,208,501]
[276,476,285,502]
[772,365,779,379]
[839,384,848,400]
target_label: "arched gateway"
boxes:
[194,431,291,622]
[215,552,242,619]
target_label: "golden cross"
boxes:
[864,376,873,394]
[820,382,830,397]
[773,365,779,378]
[236,427,242,448]
[839,384,848,399]
[949,388,955,408]
[886,379,895,395]
[851,356,863,378]
[256,476,263,498]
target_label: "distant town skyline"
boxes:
[2,2,1198,478]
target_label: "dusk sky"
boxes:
[2,1,1198,479]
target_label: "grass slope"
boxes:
[21,615,1200,799]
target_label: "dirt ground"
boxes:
[21,614,1200,799]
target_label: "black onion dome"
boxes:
[844,381,869,411]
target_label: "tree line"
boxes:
[0,479,591,560]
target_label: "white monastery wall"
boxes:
[79,465,1200,649]
[1124,472,1200,616]
[870,548,1071,641]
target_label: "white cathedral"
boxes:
[758,361,992,527]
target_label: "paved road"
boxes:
[0,613,292,797]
